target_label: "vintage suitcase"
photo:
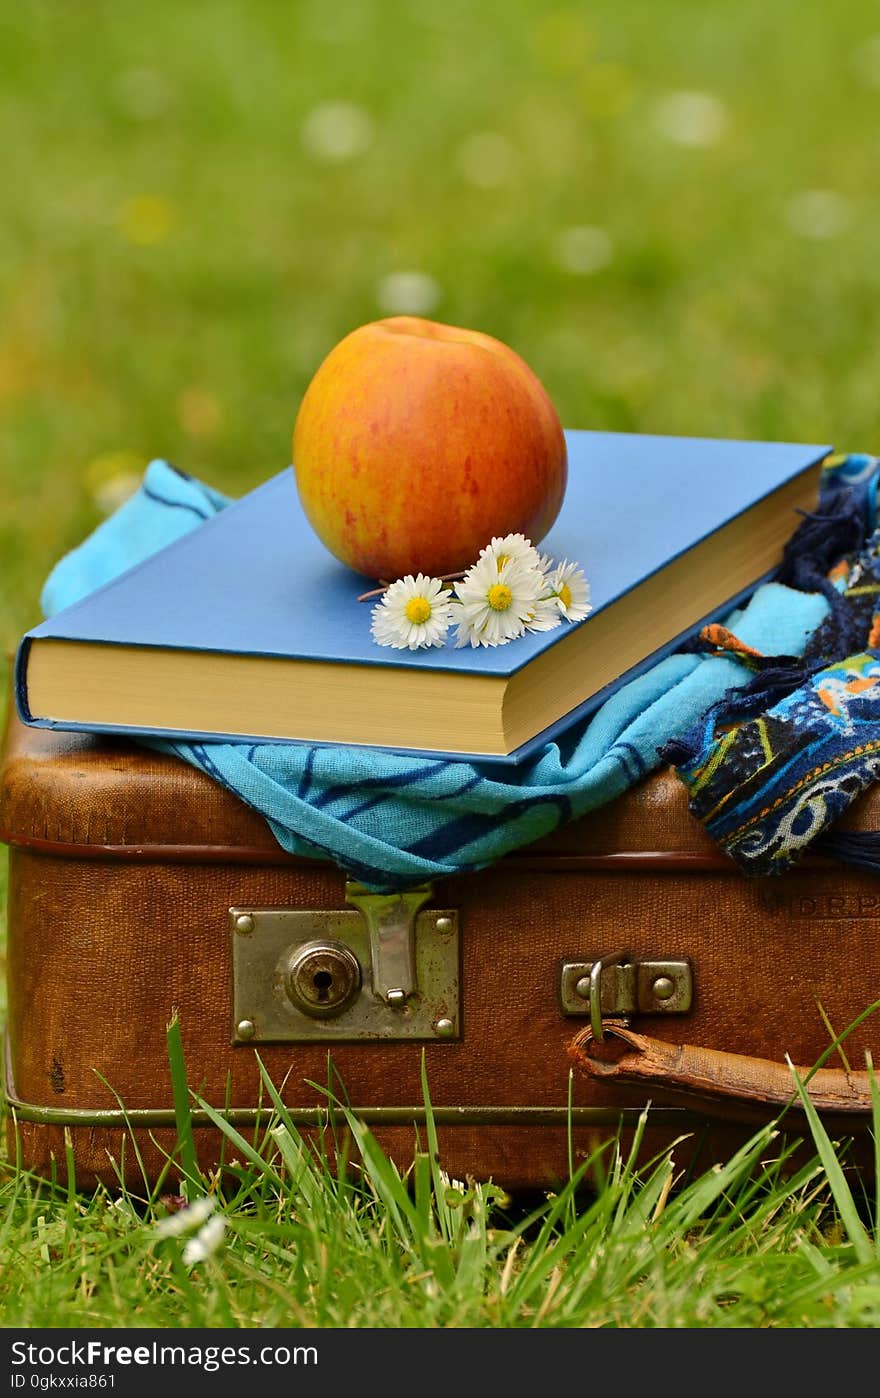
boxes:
[3,704,880,1192]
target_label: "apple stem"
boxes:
[356,571,466,602]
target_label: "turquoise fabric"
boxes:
[40,460,829,891]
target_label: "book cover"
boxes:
[15,430,831,762]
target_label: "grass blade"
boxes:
[865,1051,880,1255]
[270,1125,325,1214]
[191,1093,284,1188]
[165,1013,200,1197]
[786,1055,873,1266]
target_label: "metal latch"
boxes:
[345,882,429,1006]
[229,883,459,1044]
[559,951,692,1040]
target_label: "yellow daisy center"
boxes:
[405,597,432,624]
[487,583,513,612]
[558,583,572,609]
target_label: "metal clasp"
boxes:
[345,882,431,1007]
[559,953,692,1038]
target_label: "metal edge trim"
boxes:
[3,1034,698,1129]
[3,1098,700,1130]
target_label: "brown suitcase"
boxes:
[2,705,880,1192]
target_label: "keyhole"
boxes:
[313,969,333,1003]
[287,940,361,1018]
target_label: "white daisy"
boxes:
[182,1213,226,1267]
[453,552,543,647]
[370,573,453,650]
[525,595,563,633]
[479,532,542,571]
[548,559,591,622]
[154,1194,216,1239]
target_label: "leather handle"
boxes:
[568,1023,874,1115]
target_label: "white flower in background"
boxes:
[457,130,518,189]
[376,270,441,316]
[85,455,143,515]
[653,91,729,147]
[547,559,591,622]
[301,101,374,163]
[438,1168,469,1195]
[154,1193,216,1239]
[112,67,171,121]
[852,33,880,88]
[785,190,852,240]
[453,552,543,648]
[182,1213,226,1267]
[154,1193,226,1267]
[553,225,614,276]
[371,574,454,650]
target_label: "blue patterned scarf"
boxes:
[663,453,880,875]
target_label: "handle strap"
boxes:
[568,1023,874,1115]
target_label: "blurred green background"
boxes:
[3,0,880,660]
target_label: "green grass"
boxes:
[5,0,880,1328]
[3,1034,880,1329]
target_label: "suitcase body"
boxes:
[3,708,880,1191]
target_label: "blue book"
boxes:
[15,430,830,764]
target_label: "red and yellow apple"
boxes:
[292,316,568,580]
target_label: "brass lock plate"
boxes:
[230,907,460,1043]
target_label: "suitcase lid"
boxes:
[2,705,868,869]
